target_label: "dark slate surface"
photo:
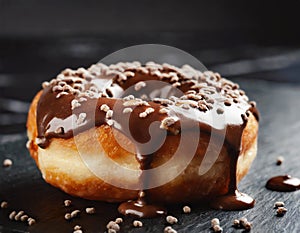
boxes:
[0,79,299,233]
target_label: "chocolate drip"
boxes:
[266,175,300,192]
[249,105,260,121]
[210,125,255,210]
[118,190,167,218]
[34,62,260,217]
[118,146,167,217]
[210,190,255,210]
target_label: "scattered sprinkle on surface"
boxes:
[3,159,13,167]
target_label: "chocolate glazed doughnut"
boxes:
[26,62,259,218]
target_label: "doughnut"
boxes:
[27,61,259,217]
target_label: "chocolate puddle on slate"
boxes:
[266,175,300,192]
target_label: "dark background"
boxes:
[0,1,300,233]
[0,1,298,134]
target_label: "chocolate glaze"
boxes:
[266,175,300,192]
[118,191,167,218]
[210,190,255,210]
[35,62,259,217]
[210,145,255,210]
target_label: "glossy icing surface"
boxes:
[266,175,300,192]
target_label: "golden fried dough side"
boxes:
[27,91,258,203]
